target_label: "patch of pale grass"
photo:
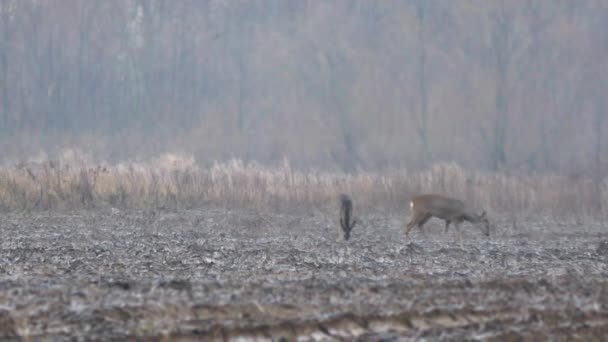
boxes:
[0,155,605,219]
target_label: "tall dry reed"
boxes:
[0,153,606,219]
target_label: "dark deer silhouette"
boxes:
[339,194,357,240]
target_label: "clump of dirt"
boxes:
[0,209,606,340]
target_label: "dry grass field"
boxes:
[1,153,606,219]
[0,155,607,340]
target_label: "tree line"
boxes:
[0,0,606,175]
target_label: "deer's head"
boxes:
[340,219,356,240]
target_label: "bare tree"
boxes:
[486,1,514,170]
[412,0,431,164]
[0,1,12,134]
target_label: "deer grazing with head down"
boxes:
[405,194,490,241]
[339,194,357,241]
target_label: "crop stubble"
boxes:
[0,209,607,340]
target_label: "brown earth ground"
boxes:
[0,209,607,341]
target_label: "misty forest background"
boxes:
[1,0,607,173]
[0,1,607,216]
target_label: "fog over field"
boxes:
[1,1,607,174]
[1,1,608,340]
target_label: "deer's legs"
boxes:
[406,213,424,238]
[417,214,432,237]
[453,221,464,247]
[338,217,346,240]
[405,216,418,238]
[444,220,451,233]
[406,213,432,239]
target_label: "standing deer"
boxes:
[405,194,490,241]
[339,194,357,241]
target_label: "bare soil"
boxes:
[0,209,607,341]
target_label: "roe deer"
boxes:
[339,194,357,240]
[405,194,490,241]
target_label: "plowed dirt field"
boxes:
[1,209,607,340]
